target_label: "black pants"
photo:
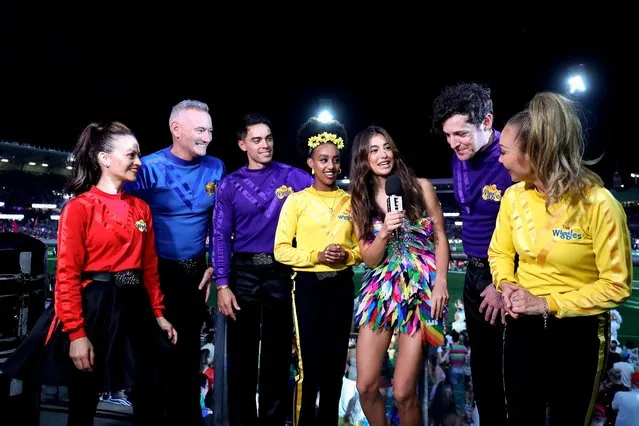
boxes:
[504,313,609,426]
[66,368,159,426]
[463,260,507,425]
[2,274,165,426]
[158,256,208,426]
[227,255,293,426]
[293,269,354,426]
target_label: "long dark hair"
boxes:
[350,126,426,239]
[67,121,134,195]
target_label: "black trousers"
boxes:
[227,254,293,426]
[2,274,166,426]
[293,269,354,426]
[463,260,507,425]
[66,367,159,426]
[158,256,208,426]
[504,313,609,426]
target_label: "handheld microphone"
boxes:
[385,174,403,213]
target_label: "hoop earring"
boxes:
[338,168,342,175]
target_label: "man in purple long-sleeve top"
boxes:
[433,83,513,425]
[212,113,313,426]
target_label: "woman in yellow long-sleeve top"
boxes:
[488,91,632,425]
[274,117,362,426]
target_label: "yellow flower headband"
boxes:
[307,132,345,151]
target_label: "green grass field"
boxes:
[45,252,639,343]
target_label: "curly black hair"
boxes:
[432,82,493,131]
[296,117,348,158]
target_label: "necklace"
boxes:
[323,189,340,215]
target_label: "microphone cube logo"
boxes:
[387,195,403,212]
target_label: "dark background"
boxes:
[0,4,628,183]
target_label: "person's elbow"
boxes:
[363,256,380,269]
[273,244,285,263]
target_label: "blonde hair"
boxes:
[506,92,603,209]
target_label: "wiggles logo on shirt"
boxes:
[275,185,293,199]
[552,224,583,240]
[338,214,352,221]
[205,181,217,196]
[481,184,502,202]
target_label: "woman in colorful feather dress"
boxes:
[349,126,449,426]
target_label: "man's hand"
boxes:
[156,316,178,344]
[479,283,506,325]
[198,266,214,303]
[217,287,240,321]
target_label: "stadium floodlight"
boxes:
[41,163,48,167]
[1,158,8,162]
[0,214,24,220]
[565,64,588,95]
[317,110,334,123]
[32,203,57,209]
[28,162,36,166]
[0,202,4,207]
[568,75,586,94]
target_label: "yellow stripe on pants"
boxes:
[291,272,304,426]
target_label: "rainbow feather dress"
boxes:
[354,214,445,346]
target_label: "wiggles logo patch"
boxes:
[275,185,293,200]
[552,224,583,240]
[481,184,502,202]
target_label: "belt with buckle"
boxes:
[315,271,338,280]
[177,259,199,275]
[160,256,205,276]
[235,252,274,266]
[83,270,141,287]
[468,257,489,268]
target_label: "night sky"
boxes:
[0,5,627,184]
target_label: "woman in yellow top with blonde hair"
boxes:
[489,91,632,425]
[274,117,362,426]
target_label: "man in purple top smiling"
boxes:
[433,83,512,425]
[212,113,313,426]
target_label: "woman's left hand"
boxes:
[504,285,546,316]
[431,279,449,320]
[157,316,178,344]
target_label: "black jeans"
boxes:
[158,255,208,426]
[463,259,507,425]
[227,254,293,426]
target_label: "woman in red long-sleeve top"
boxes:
[1,122,177,426]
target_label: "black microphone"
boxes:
[385,175,403,238]
[385,174,403,213]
